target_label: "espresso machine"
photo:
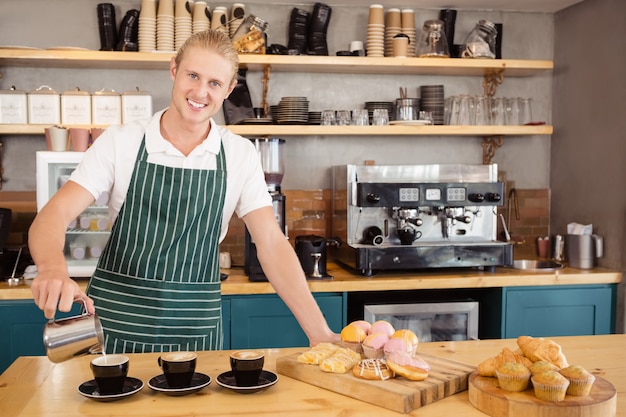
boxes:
[245,138,287,281]
[331,164,513,276]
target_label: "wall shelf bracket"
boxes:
[483,69,504,97]
[482,135,503,165]
[261,64,271,118]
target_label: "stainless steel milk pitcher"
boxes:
[43,299,104,363]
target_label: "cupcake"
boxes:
[495,362,531,392]
[390,329,419,355]
[559,365,596,396]
[529,360,559,376]
[531,371,570,401]
[370,320,395,338]
[383,337,413,357]
[340,323,366,353]
[362,332,389,359]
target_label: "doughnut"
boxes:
[385,351,430,381]
[352,359,395,380]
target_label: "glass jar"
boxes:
[231,15,269,54]
[461,20,497,59]
[416,20,449,58]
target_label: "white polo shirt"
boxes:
[70,109,272,242]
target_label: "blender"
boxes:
[245,138,286,281]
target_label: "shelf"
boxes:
[0,124,553,136]
[0,48,553,76]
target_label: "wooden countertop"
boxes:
[1,334,623,416]
[0,263,621,300]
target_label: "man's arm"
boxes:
[243,206,340,346]
[29,181,97,319]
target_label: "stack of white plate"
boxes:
[401,9,416,57]
[175,0,193,50]
[156,0,174,51]
[192,1,210,34]
[384,8,401,57]
[230,3,246,38]
[138,0,156,52]
[277,97,309,125]
[420,85,445,125]
[366,4,384,57]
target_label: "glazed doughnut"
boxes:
[352,359,395,380]
[385,351,430,381]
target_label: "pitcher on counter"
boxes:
[28,29,339,353]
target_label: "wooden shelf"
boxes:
[0,48,553,76]
[0,124,553,136]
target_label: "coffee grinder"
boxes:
[245,138,286,281]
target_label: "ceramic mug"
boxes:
[158,351,197,388]
[45,126,69,151]
[69,128,90,151]
[230,350,264,387]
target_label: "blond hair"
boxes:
[175,30,240,83]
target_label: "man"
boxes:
[29,30,339,353]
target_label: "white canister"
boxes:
[61,89,92,125]
[122,89,153,123]
[92,89,122,125]
[28,85,61,124]
[0,86,28,124]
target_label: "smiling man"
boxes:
[29,30,339,354]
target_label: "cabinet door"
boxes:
[221,299,230,350]
[228,293,345,349]
[0,300,80,373]
[502,285,616,338]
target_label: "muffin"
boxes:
[559,365,596,396]
[340,323,366,353]
[390,329,419,355]
[531,371,570,401]
[529,360,559,376]
[495,362,531,392]
[370,320,395,338]
[362,332,389,359]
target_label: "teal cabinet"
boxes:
[501,285,616,338]
[226,293,346,349]
[0,300,80,374]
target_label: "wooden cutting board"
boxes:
[276,351,476,414]
[468,372,617,417]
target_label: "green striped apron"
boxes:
[87,136,226,354]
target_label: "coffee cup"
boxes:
[90,354,129,395]
[45,126,69,151]
[230,350,264,387]
[69,127,90,152]
[393,34,410,58]
[158,351,197,388]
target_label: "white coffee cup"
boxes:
[46,126,69,151]
[219,252,232,269]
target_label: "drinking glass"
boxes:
[518,98,533,125]
[418,111,433,124]
[505,97,520,125]
[491,97,505,125]
[352,109,369,125]
[320,110,336,126]
[336,110,351,126]
[474,96,490,125]
[372,109,389,125]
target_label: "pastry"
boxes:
[390,329,419,354]
[477,347,533,377]
[495,362,531,392]
[340,323,367,353]
[529,360,559,375]
[385,351,430,381]
[362,332,389,359]
[352,358,394,380]
[319,347,362,373]
[370,320,395,338]
[559,365,595,396]
[383,337,413,356]
[517,335,569,368]
[297,342,340,365]
[531,371,570,401]
[351,320,372,335]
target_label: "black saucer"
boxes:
[216,370,278,394]
[148,372,211,396]
[78,377,143,402]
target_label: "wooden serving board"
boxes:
[468,372,617,417]
[276,351,476,414]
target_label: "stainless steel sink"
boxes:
[510,259,563,271]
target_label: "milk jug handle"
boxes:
[48,298,90,323]
[593,234,604,258]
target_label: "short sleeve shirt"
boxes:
[69,109,272,242]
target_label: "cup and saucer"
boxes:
[78,354,144,402]
[148,351,212,396]
[216,350,279,394]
